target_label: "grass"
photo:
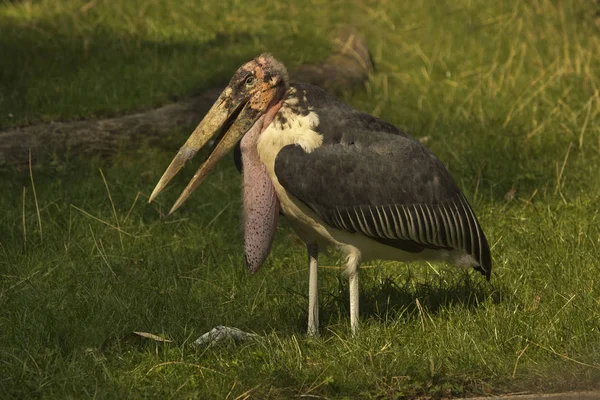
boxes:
[1,0,600,398]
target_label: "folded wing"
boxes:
[274,127,491,279]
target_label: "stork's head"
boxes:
[148,54,288,213]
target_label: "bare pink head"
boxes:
[148,54,289,213]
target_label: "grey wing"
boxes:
[274,133,491,279]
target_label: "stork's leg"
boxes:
[307,243,319,336]
[346,252,361,335]
[349,271,359,335]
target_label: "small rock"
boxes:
[193,326,258,348]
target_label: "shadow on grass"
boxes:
[0,24,246,125]
[0,11,331,128]
[317,271,506,327]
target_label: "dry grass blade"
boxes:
[22,187,27,250]
[89,225,116,277]
[233,384,261,400]
[521,188,538,210]
[415,298,426,332]
[579,101,593,149]
[132,331,173,343]
[303,366,334,396]
[99,169,123,249]
[225,378,238,400]
[555,142,573,201]
[0,240,7,259]
[524,338,600,370]
[70,204,148,238]
[526,106,560,139]
[552,293,576,321]
[145,361,223,377]
[80,0,100,14]
[206,202,231,228]
[503,66,563,128]
[29,150,42,241]
[66,206,73,253]
[124,191,141,223]
[250,275,267,314]
[512,344,529,378]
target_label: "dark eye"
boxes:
[245,76,255,86]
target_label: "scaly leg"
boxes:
[349,271,359,335]
[346,251,361,335]
[307,243,319,336]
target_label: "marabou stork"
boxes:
[149,54,492,335]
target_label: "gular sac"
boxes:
[240,117,279,274]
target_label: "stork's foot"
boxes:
[307,326,319,337]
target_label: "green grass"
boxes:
[2,0,600,398]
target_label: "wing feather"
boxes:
[394,205,410,240]
[346,209,358,232]
[387,205,402,239]
[418,205,431,244]
[424,204,440,246]
[441,205,457,249]
[434,204,448,248]
[453,200,466,251]
[369,207,384,238]
[376,206,393,239]
[459,193,485,269]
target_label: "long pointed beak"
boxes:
[148,90,235,204]
[149,90,261,215]
[167,103,259,214]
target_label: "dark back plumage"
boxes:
[274,84,492,279]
